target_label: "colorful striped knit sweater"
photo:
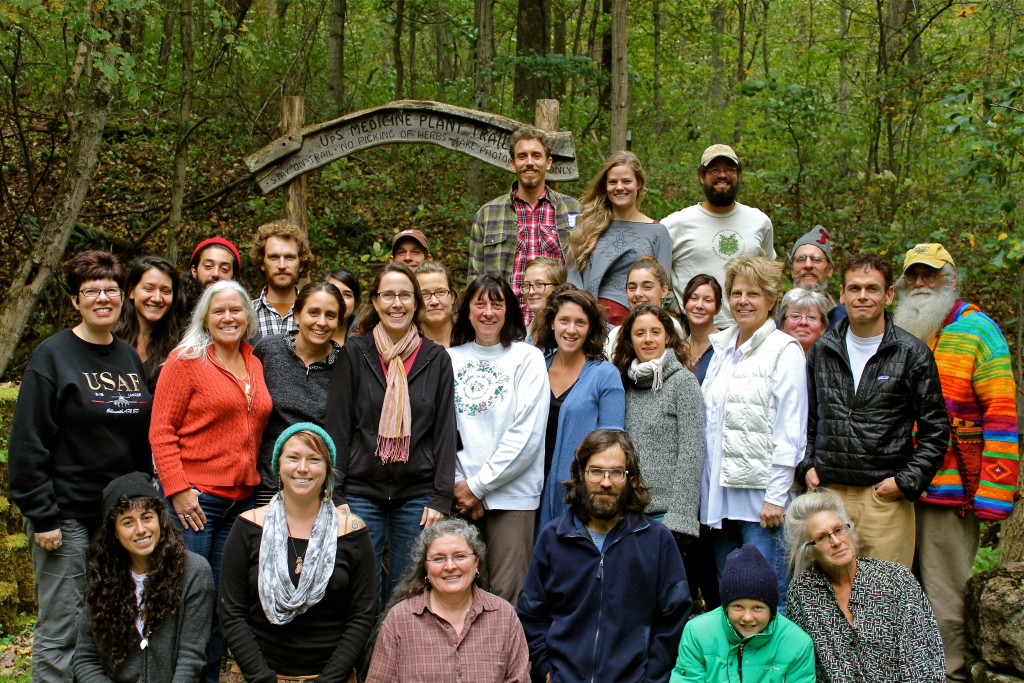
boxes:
[918,301,1019,520]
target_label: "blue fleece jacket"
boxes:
[517,511,692,683]
[538,357,625,529]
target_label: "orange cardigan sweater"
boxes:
[151,344,272,498]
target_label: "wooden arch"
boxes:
[245,100,579,195]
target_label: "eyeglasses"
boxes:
[426,552,475,566]
[522,282,554,293]
[375,291,414,304]
[794,254,826,265]
[785,312,821,324]
[585,467,628,484]
[421,289,451,301]
[705,167,738,177]
[79,287,123,299]
[903,269,944,286]
[805,524,852,548]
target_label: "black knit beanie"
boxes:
[101,472,159,519]
[719,544,779,612]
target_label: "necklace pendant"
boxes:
[294,556,304,575]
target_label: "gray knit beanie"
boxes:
[789,225,832,264]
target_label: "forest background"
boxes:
[2,0,1024,381]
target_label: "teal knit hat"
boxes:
[271,423,337,492]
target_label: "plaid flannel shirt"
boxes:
[250,287,297,344]
[468,182,581,316]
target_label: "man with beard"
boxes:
[517,429,691,683]
[797,252,948,568]
[894,243,1019,683]
[468,126,581,323]
[249,219,314,342]
[787,224,847,329]
[662,144,775,327]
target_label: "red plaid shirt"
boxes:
[511,189,560,323]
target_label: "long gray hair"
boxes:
[784,488,858,577]
[174,280,256,360]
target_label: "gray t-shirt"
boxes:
[567,220,673,309]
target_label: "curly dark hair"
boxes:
[84,495,188,671]
[563,429,651,521]
[534,284,608,359]
[611,304,689,379]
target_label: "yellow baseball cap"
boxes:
[903,243,955,272]
[701,144,740,167]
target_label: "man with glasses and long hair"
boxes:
[517,429,691,683]
[661,144,775,326]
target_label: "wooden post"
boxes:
[279,96,307,236]
[535,99,559,132]
[535,99,560,190]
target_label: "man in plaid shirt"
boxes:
[249,219,314,343]
[468,127,581,323]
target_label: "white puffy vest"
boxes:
[710,320,800,489]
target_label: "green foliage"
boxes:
[973,544,1002,575]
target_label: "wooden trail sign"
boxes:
[245,100,579,195]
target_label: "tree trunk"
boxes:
[551,0,566,99]
[0,10,126,379]
[408,16,417,100]
[165,0,195,266]
[515,0,550,114]
[609,0,628,153]
[327,0,347,113]
[467,0,495,205]
[394,0,405,100]
[158,11,175,70]
[709,0,728,132]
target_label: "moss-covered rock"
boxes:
[0,387,34,633]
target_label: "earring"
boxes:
[322,487,330,503]
[424,575,430,585]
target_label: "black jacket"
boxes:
[797,314,948,500]
[325,331,457,512]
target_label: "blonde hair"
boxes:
[524,257,567,286]
[724,256,784,314]
[568,152,647,271]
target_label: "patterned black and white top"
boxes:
[787,557,945,683]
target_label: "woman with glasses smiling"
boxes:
[415,260,459,347]
[779,287,832,355]
[326,263,457,605]
[367,518,530,681]
[9,250,154,680]
[785,488,944,683]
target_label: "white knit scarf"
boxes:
[627,348,671,391]
[258,494,338,625]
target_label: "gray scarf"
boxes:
[627,348,671,391]
[258,494,338,625]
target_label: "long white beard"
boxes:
[894,285,957,341]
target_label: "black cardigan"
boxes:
[325,331,457,512]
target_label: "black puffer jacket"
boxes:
[325,331,457,512]
[797,314,948,500]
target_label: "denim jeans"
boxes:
[710,519,790,615]
[26,518,91,683]
[346,493,429,605]
[168,490,253,683]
